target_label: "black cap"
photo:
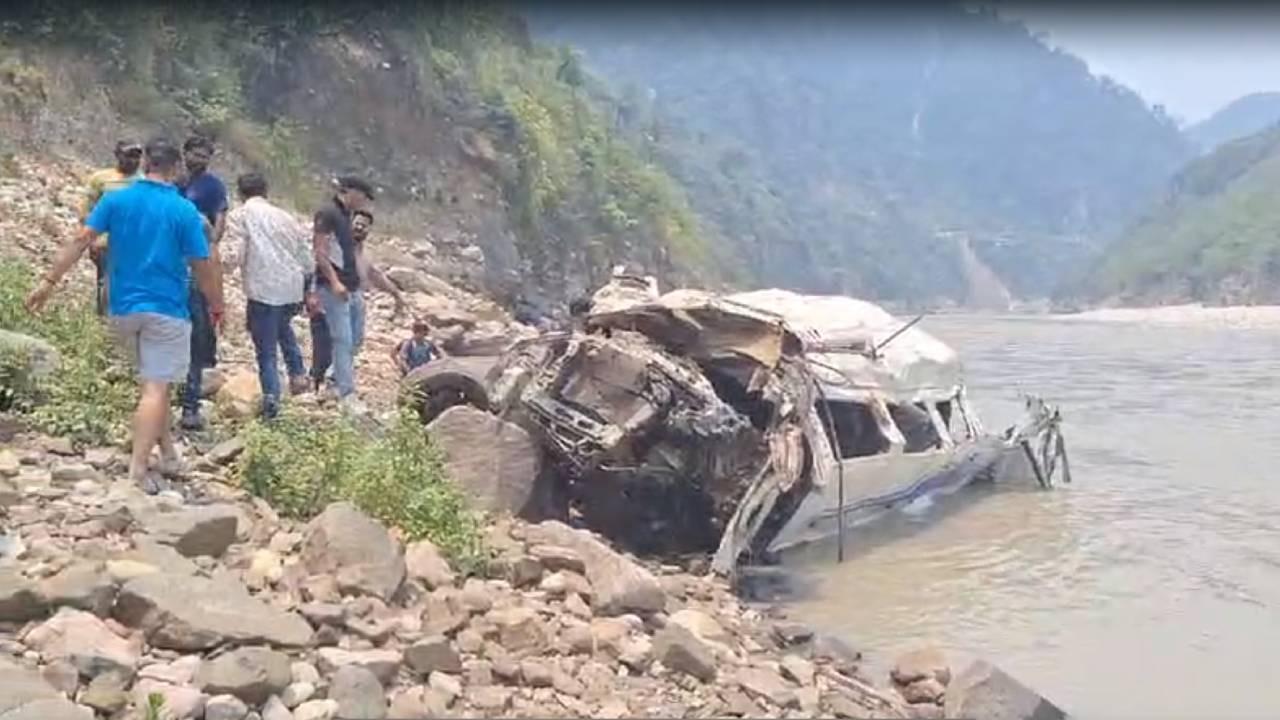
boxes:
[337,175,375,199]
[144,137,182,168]
[115,139,143,154]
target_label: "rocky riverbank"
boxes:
[0,431,917,719]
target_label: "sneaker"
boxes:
[339,395,369,417]
[289,376,311,396]
[135,471,169,496]
[179,410,204,431]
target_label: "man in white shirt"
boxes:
[223,173,312,418]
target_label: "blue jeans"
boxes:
[182,287,217,415]
[246,300,305,416]
[318,286,364,398]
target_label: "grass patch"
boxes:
[0,257,134,445]
[237,407,486,573]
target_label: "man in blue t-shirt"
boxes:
[177,135,228,430]
[25,138,224,492]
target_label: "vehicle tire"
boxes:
[400,358,494,425]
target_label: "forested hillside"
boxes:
[1066,124,1280,305]
[1186,92,1280,154]
[0,2,743,311]
[525,5,1194,303]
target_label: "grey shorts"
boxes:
[110,312,192,383]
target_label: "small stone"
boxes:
[460,579,494,614]
[207,437,246,465]
[195,646,292,706]
[429,670,462,701]
[892,647,951,686]
[405,635,462,675]
[42,658,80,696]
[316,648,402,685]
[528,544,586,574]
[552,668,585,697]
[292,661,321,685]
[79,670,130,713]
[564,592,592,619]
[781,654,816,686]
[455,628,484,654]
[507,556,543,588]
[23,607,139,679]
[261,695,293,720]
[329,665,386,719]
[281,681,316,708]
[388,686,450,719]
[469,685,511,711]
[540,570,592,598]
[490,607,546,653]
[245,550,284,590]
[652,624,716,683]
[909,701,945,719]
[736,666,799,709]
[0,449,21,477]
[132,678,208,720]
[300,602,346,626]
[44,436,76,455]
[902,677,946,705]
[205,694,251,720]
[520,658,553,687]
[465,660,494,686]
[83,448,118,469]
[404,539,455,590]
[294,699,341,720]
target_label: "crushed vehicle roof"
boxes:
[587,286,964,403]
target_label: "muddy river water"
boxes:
[770,313,1280,719]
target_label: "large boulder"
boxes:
[524,521,665,616]
[137,504,240,558]
[0,328,61,379]
[23,608,139,679]
[114,573,314,650]
[195,646,292,705]
[426,406,542,515]
[652,623,717,682]
[0,656,92,719]
[944,660,1070,720]
[301,503,404,602]
[404,538,455,590]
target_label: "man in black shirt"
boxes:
[306,175,374,413]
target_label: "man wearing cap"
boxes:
[307,175,374,413]
[82,140,144,316]
[176,135,228,430]
[26,138,224,492]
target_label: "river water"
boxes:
[772,313,1280,719]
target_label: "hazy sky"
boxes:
[997,5,1280,125]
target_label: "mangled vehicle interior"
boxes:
[407,276,1068,575]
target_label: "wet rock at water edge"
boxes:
[892,647,952,686]
[944,659,1070,720]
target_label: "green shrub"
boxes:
[0,258,134,445]
[237,407,486,572]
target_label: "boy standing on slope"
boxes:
[26,138,223,492]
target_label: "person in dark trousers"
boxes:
[223,172,312,419]
[82,140,143,316]
[306,175,374,414]
[177,135,228,430]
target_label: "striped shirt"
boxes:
[224,196,312,306]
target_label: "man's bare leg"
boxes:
[129,381,170,481]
